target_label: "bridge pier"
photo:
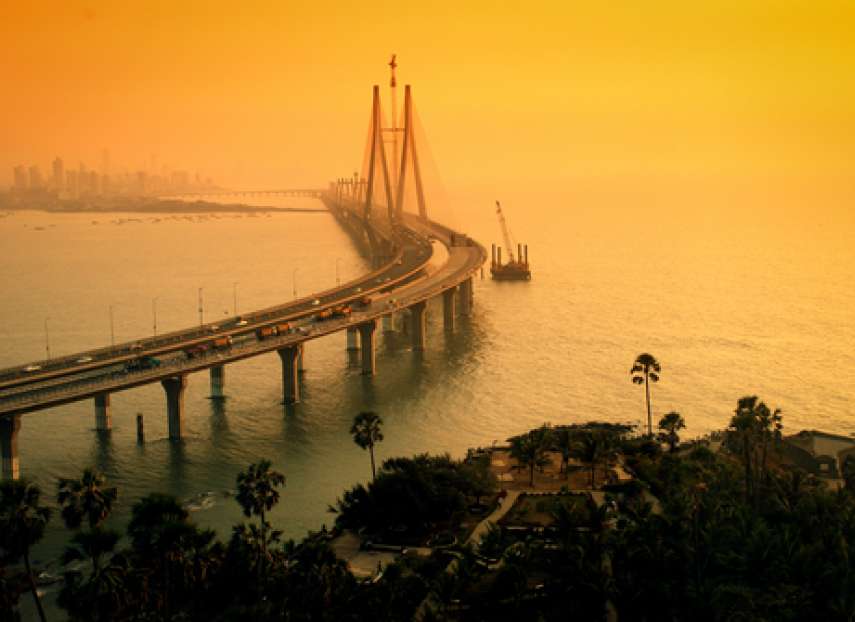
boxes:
[161,376,187,441]
[94,393,112,431]
[346,327,359,351]
[1,415,21,480]
[443,288,457,331]
[382,313,394,333]
[459,277,473,316]
[297,343,306,374]
[358,320,377,375]
[210,365,225,399]
[411,301,427,351]
[278,346,301,403]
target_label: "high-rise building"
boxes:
[52,157,64,192]
[13,165,27,190]
[66,170,78,198]
[29,165,44,189]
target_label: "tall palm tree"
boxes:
[631,353,661,437]
[350,411,384,481]
[57,467,117,530]
[657,411,686,453]
[236,459,285,573]
[0,480,51,622]
[510,427,552,487]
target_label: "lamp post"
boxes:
[198,288,204,327]
[292,268,298,298]
[335,257,342,286]
[152,297,158,336]
[44,318,50,361]
[109,305,115,346]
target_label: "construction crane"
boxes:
[495,201,516,263]
[491,201,531,280]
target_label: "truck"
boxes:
[276,322,292,334]
[358,295,376,308]
[185,343,210,359]
[213,336,233,349]
[332,305,352,318]
[256,325,278,340]
[314,309,334,322]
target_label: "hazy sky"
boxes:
[2,1,853,220]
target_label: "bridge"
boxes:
[167,188,324,199]
[0,83,486,480]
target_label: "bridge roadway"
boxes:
[0,209,486,479]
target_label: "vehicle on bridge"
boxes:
[256,325,278,340]
[125,356,161,373]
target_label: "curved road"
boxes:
[0,207,486,417]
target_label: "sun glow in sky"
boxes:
[2,1,854,222]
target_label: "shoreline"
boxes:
[0,196,326,214]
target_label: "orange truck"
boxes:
[213,336,233,349]
[256,326,278,340]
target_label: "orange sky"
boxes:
[2,0,854,221]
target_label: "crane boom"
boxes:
[495,201,515,263]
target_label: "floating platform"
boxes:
[490,243,531,281]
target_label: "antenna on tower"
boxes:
[389,54,399,190]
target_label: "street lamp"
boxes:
[198,288,204,327]
[109,305,115,346]
[292,268,298,298]
[152,297,158,336]
[233,282,239,316]
[335,257,342,286]
[44,318,50,361]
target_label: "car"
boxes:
[311,299,321,306]
[130,342,143,351]
[207,324,220,332]
[298,327,311,336]
[76,356,93,363]
[355,287,362,293]
[24,364,42,372]
[236,319,248,327]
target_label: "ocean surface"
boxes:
[2,194,854,617]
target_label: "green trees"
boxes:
[350,411,384,480]
[572,429,616,489]
[658,411,686,453]
[727,396,782,504]
[236,459,286,578]
[631,353,661,437]
[510,426,552,487]
[56,468,124,622]
[0,480,51,622]
[553,427,575,479]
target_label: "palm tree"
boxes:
[57,467,117,530]
[657,412,686,453]
[631,353,661,437]
[350,411,384,481]
[510,427,552,487]
[554,428,576,479]
[572,430,616,489]
[0,480,51,622]
[236,459,285,572]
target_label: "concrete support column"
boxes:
[459,277,473,316]
[297,343,305,374]
[411,301,427,351]
[358,320,377,375]
[210,365,225,399]
[443,288,457,331]
[94,393,112,431]
[277,346,301,404]
[346,327,360,351]
[382,313,394,333]
[161,376,187,441]
[0,415,21,480]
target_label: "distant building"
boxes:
[52,157,64,192]
[13,165,27,190]
[66,170,78,198]
[89,170,99,195]
[28,165,43,189]
[783,430,855,478]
